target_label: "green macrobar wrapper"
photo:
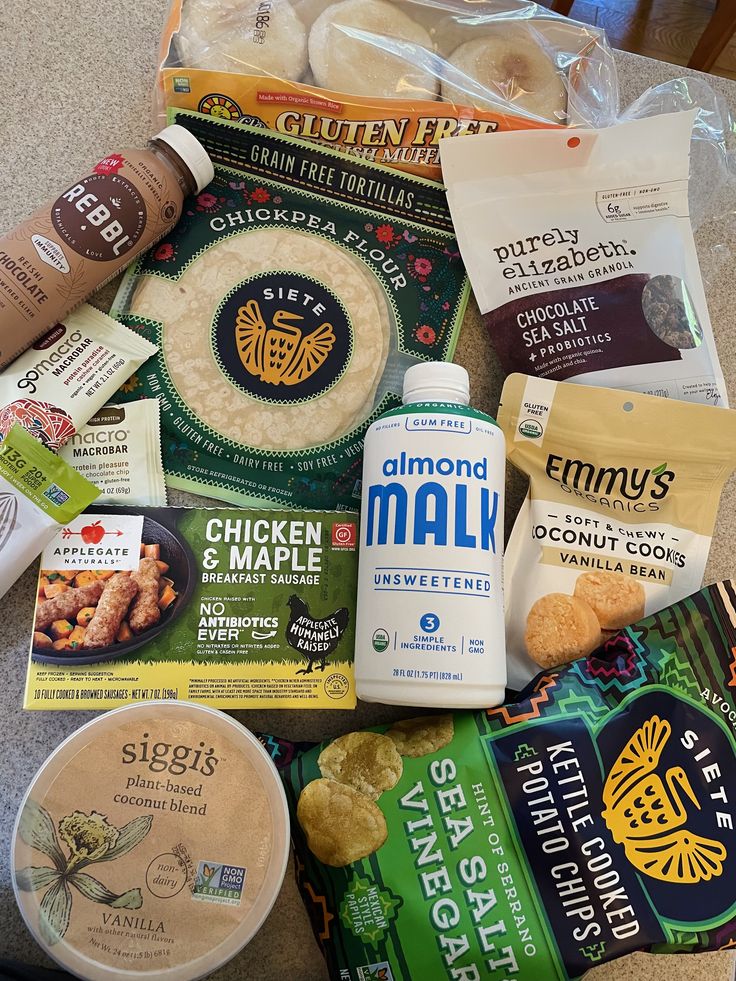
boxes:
[0,423,100,525]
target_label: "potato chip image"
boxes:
[318,731,402,800]
[297,778,387,867]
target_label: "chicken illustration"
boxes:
[235,300,335,386]
[602,715,726,883]
[285,594,350,674]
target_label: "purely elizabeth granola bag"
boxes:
[441,110,728,406]
[274,582,736,980]
[498,373,736,690]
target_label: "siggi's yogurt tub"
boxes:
[12,701,289,980]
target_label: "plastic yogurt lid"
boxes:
[11,701,289,981]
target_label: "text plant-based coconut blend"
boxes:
[12,703,288,978]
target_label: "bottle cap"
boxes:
[154,124,214,193]
[402,362,470,405]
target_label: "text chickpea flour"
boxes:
[12,701,289,981]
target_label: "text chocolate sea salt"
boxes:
[441,111,728,406]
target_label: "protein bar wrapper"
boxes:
[0,424,99,598]
[275,582,736,980]
[0,304,157,450]
[441,111,728,406]
[58,400,167,506]
[498,372,736,690]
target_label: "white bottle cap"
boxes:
[154,124,215,193]
[402,361,470,405]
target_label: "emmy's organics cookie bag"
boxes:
[441,110,728,406]
[498,373,736,690]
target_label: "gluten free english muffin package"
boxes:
[498,373,736,689]
[155,0,618,180]
[111,109,468,508]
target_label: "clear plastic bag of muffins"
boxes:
[155,0,618,180]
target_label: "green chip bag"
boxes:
[279,581,736,979]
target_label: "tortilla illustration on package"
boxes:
[112,109,468,508]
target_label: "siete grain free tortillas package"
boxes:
[498,373,736,691]
[270,581,736,980]
[111,109,468,509]
[441,110,728,406]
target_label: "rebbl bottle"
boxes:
[355,362,506,708]
[0,126,214,369]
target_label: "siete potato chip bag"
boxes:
[498,373,736,690]
[273,581,736,981]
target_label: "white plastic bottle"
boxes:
[355,362,506,708]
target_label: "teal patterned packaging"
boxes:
[275,582,736,979]
[111,110,469,509]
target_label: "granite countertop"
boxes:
[1,3,735,979]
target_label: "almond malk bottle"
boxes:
[355,362,506,708]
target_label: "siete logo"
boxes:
[602,714,727,884]
[122,733,220,776]
[546,453,675,511]
[491,226,635,280]
[212,271,352,405]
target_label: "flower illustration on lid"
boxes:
[413,257,433,277]
[14,800,152,945]
[251,187,270,203]
[375,224,395,245]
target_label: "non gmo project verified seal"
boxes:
[192,861,246,906]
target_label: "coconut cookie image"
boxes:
[524,592,601,669]
[574,570,645,631]
[441,31,567,121]
[176,0,308,79]
[308,0,439,100]
[12,701,289,980]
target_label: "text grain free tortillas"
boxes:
[113,110,468,508]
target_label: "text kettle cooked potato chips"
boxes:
[270,582,736,980]
[498,373,736,690]
[112,109,468,509]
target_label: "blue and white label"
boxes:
[355,408,507,701]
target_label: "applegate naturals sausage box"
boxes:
[23,505,358,710]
